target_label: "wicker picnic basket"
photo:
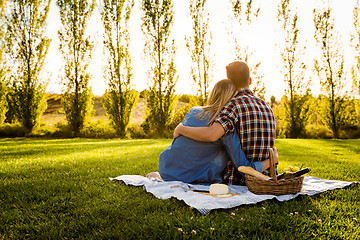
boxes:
[245,148,304,195]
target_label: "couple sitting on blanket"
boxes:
[147,61,278,185]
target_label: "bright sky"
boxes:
[44,0,358,101]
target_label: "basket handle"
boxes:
[269,148,277,182]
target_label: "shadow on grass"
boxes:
[0,138,171,160]
[0,138,171,193]
[276,139,360,180]
[277,139,360,155]
[327,139,360,154]
[1,139,359,239]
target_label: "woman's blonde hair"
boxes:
[198,79,237,125]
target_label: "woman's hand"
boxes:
[173,122,183,139]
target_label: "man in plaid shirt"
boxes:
[174,61,276,185]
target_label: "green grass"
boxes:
[0,138,359,239]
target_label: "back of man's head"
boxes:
[226,61,250,89]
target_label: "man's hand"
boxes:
[173,122,183,139]
[172,122,225,142]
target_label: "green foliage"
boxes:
[270,95,276,108]
[277,0,311,138]
[4,83,17,123]
[102,89,139,137]
[278,94,311,138]
[0,139,359,238]
[141,0,178,136]
[0,123,27,137]
[127,123,147,139]
[355,99,360,126]
[61,90,93,136]
[341,98,359,130]
[352,1,360,94]
[0,82,7,124]
[314,95,358,139]
[12,79,47,133]
[168,96,198,130]
[313,6,346,138]
[0,0,7,124]
[46,119,145,139]
[80,118,117,138]
[5,0,51,133]
[141,84,178,137]
[99,0,139,138]
[51,118,117,138]
[177,93,202,104]
[304,124,333,139]
[277,94,359,139]
[321,95,358,129]
[186,0,212,105]
[57,0,95,136]
[139,89,148,99]
[351,1,360,126]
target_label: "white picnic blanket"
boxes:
[110,175,356,214]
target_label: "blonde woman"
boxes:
[147,79,266,184]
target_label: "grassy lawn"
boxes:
[0,138,359,239]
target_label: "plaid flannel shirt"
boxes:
[215,88,276,185]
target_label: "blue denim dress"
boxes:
[158,107,263,184]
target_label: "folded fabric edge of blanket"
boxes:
[109,175,358,214]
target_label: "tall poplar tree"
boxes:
[229,0,265,99]
[185,0,212,105]
[99,0,139,137]
[351,0,360,125]
[0,0,7,124]
[57,0,95,136]
[277,0,310,138]
[5,0,51,132]
[141,0,177,136]
[313,4,347,138]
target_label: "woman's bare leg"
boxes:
[146,171,163,180]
